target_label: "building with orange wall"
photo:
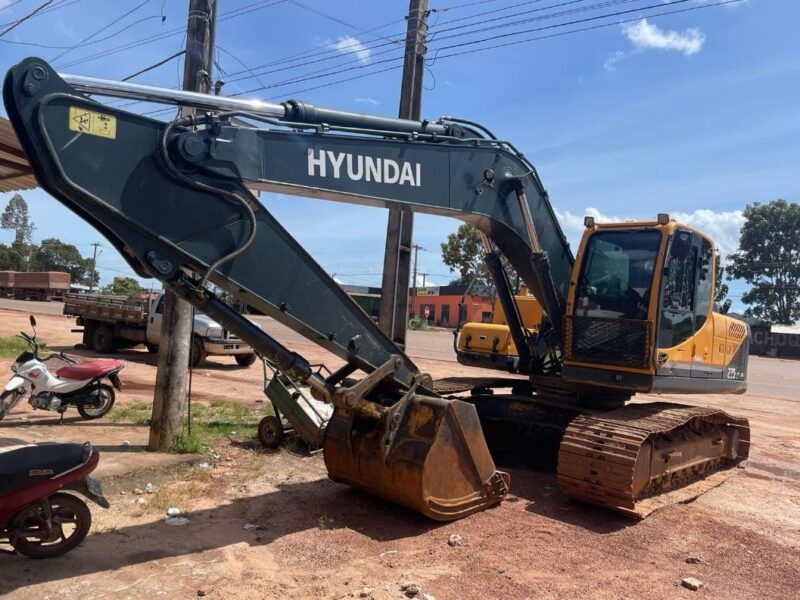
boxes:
[410,285,493,327]
[343,284,494,328]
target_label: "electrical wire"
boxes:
[222,16,407,79]
[428,0,741,61]
[129,0,739,116]
[58,0,287,70]
[50,0,152,63]
[0,0,56,37]
[122,50,185,81]
[223,0,635,87]
[0,0,82,29]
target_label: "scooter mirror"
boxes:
[29,315,37,328]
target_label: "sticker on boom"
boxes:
[68,106,116,139]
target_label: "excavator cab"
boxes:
[562,217,749,395]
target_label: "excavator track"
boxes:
[557,402,750,518]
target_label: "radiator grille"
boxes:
[566,316,653,369]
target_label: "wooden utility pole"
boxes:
[149,0,217,451]
[377,0,428,346]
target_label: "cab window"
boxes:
[575,230,661,320]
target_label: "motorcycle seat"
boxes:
[56,359,124,381]
[0,443,86,495]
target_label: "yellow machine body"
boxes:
[562,220,748,394]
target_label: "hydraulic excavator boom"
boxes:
[4,57,750,519]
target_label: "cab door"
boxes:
[147,294,166,344]
[657,229,698,376]
[690,237,716,378]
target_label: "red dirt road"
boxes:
[0,306,798,599]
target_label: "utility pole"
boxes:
[377,0,428,346]
[410,243,424,319]
[88,242,101,291]
[149,0,217,452]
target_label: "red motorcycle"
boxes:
[0,442,109,558]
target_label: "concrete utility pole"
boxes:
[149,0,217,452]
[88,242,101,291]
[377,0,428,346]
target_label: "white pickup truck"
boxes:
[63,291,258,367]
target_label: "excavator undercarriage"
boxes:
[3,57,750,520]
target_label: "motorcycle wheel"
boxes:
[12,493,92,559]
[77,384,116,420]
[0,389,24,422]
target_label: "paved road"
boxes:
[1,298,795,401]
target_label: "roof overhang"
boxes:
[0,116,36,193]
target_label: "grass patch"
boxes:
[0,335,46,359]
[110,397,270,455]
[108,401,152,425]
[172,399,269,454]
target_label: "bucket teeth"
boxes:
[557,402,750,518]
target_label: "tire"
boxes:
[258,415,284,449]
[145,343,159,354]
[77,384,115,420]
[191,336,207,368]
[235,353,257,368]
[0,389,24,422]
[12,493,92,559]
[91,325,115,354]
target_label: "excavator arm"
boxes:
[4,58,573,388]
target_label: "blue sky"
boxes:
[1,0,798,312]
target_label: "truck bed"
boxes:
[63,293,148,324]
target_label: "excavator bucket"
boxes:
[324,394,510,521]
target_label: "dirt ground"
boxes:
[0,306,798,599]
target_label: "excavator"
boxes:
[3,57,750,520]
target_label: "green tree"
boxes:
[441,223,517,288]
[714,251,731,314]
[727,199,800,324]
[102,276,142,296]
[31,238,97,285]
[0,243,23,271]
[1,194,34,245]
[441,223,488,286]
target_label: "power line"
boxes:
[50,0,152,63]
[0,0,56,38]
[0,0,82,29]
[427,0,743,62]
[123,50,185,81]
[142,0,739,115]
[227,0,665,94]
[224,0,613,87]
[58,0,287,70]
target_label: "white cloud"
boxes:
[622,18,705,56]
[355,97,379,106]
[603,50,627,72]
[332,35,371,65]
[555,207,744,257]
[0,0,13,11]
